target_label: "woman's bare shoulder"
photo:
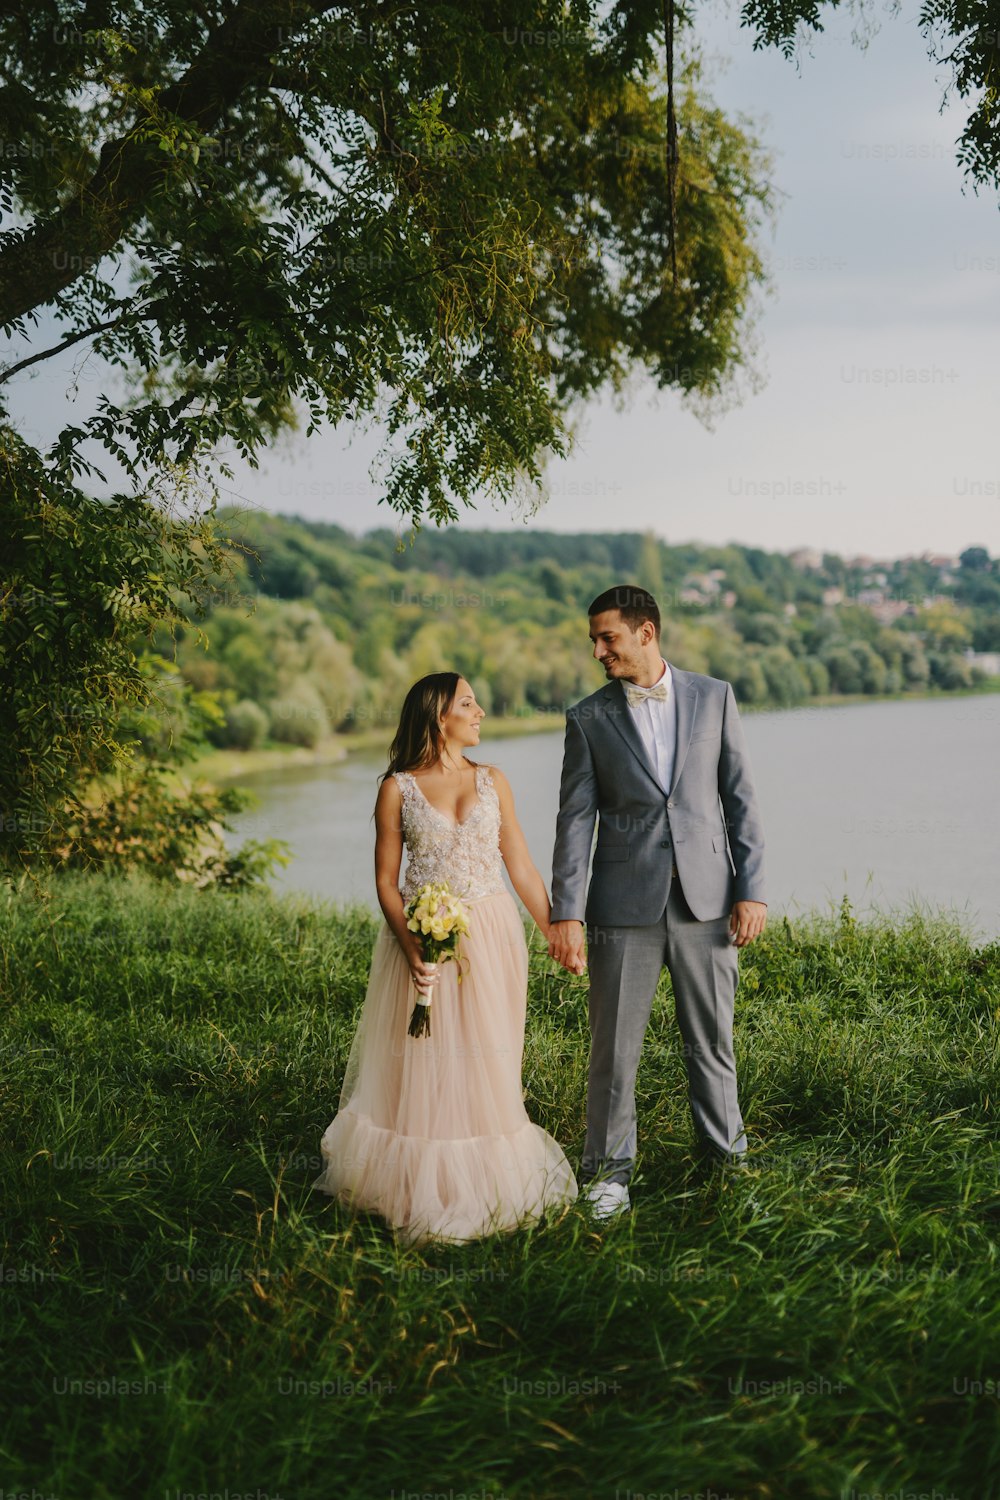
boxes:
[477,762,512,795]
[375,772,402,805]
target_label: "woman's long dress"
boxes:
[312,763,578,1244]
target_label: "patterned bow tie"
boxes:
[624,681,669,706]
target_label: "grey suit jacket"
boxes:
[550,667,766,925]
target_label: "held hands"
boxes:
[547,906,764,969]
[730,900,767,947]
[547,920,587,976]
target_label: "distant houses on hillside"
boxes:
[787,547,961,577]
[681,550,962,627]
[784,547,967,625]
[678,569,737,608]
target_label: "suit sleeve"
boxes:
[718,682,767,905]
[550,711,599,924]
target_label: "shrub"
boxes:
[38,767,290,889]
[224,698,269,750]
[268,679,331,748]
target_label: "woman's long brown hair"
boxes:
[381,672,463,781]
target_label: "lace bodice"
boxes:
[395,764,506,904]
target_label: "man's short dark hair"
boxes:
[588,585,661,639]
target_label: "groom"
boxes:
[548,585,767,1219]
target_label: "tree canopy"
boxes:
[2,0,995,520]
[0,0,776,525]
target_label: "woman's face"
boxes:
[439,679,486,748]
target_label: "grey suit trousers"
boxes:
[583,876,747,1183]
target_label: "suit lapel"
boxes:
[601,681,662,791]
[668,667,699,794]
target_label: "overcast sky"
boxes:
[8,0,1000,558]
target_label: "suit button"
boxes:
[667,800,675,808]
[660,840,670,847]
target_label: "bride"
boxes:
[313,672,578,1243]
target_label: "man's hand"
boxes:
[730,900,767,948]
[548,919,587,975]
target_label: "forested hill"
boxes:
[150,510,1000,753]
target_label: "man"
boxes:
[548,585,767,1219]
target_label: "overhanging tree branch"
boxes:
[0,0,343,328]
[0,303,156,385]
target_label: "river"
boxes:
[225,694,1000,939]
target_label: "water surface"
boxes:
[226,695,1000,938]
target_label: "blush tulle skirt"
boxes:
[312,890,578,1244]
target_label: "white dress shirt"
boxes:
[624,659,676,794]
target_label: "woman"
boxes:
[313,672,578,1243]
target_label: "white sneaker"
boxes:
[582,1180,631,1220]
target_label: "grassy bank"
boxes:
[2,874,1000,1498]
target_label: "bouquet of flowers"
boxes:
[404,880,470,1038]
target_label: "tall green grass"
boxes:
[2,872,999,1499]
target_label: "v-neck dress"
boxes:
[313,764,578,1243]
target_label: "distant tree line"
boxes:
[141,511,1000,753]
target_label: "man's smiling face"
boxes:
[588,609,651,683]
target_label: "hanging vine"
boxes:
[662,0,679,286]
